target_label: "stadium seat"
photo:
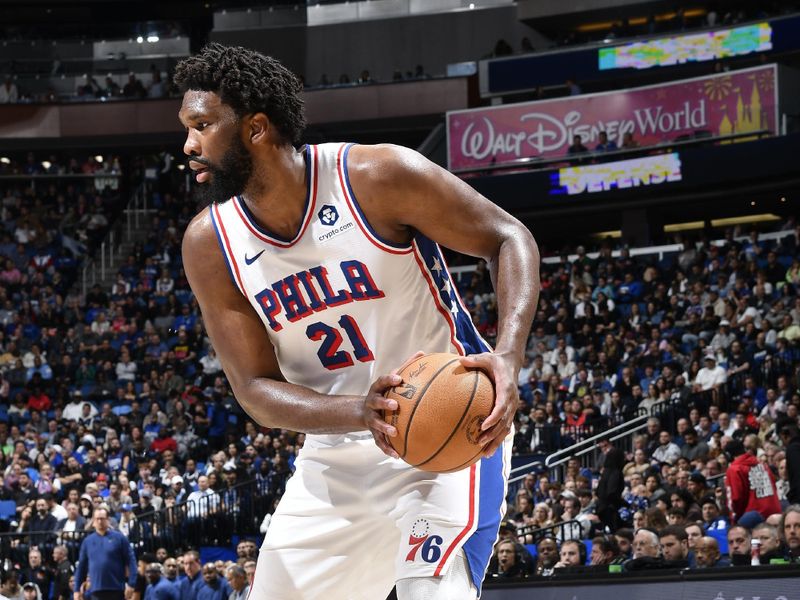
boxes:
[524,543,538,559]
[0,500,16,521]
[706,528,729,556]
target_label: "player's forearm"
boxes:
[489,225,540,368]
[235,378,366,434]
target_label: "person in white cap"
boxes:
[170,476,187,503]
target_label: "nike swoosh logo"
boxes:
[244,250,265,266]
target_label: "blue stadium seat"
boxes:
[583,539,592,564]
[0,500,16,521]
[112,404,132,416]
[524,543,538,559]
[706,527,729,556]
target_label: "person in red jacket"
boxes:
[150,426,178,454]
[724,439,781,529]
[27,386,52,412]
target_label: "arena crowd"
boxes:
[0,151,798,597]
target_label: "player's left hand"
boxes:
[459,351,519,458]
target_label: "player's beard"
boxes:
[192,132,254,206]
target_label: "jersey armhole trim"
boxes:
[338,143,413,255]
[209,203,247,297]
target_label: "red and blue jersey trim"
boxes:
[463,442,508,592]
[412,233,491,356]
[209,203,246,296]
[337,143,413,256]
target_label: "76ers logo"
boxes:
[405,519,443,563]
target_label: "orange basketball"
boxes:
[383,352,495,473]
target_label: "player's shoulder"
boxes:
[347,143,430,180]
[183,206,214,243]
[182,206,218,257]
[346,143,437,195]
[182,206,226,274]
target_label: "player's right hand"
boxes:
[362,373,402,459]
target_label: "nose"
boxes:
[183,129,201,157]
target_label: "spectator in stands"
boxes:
[162,558,179,588]
[147,71,166,99]
[57,501,86,549]
[727,525,752,566]
[625,528,662,570]
[693,354,727,395]
[53,544,74,600]
[614,528,633,559]
[558,494,590,540]
[534,537,559,576]
[487,539,529,579]
[196,562,231,600]
[21,547,53,599]
[651,431,681,465]
[782,505,800,562]
[777,419,800,504]
[595,439,624,530]
[590,535,622,565]
[621,132,639,149]
[144,563,177,600]
[567,135,588,157]
[224,565,249,600]
[565,78,581,96]
[554,540,586,569]
[179,550,203,600]
[658,525,690,567]
[701,496,728,531]
[0,76,19,103]
[694,536,728,568]
[724,439,781,527]
[753,523,783,563]
[680,430,709,462]
[27,497,59,554]
[595,132,617,152]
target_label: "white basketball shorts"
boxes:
[250,431,512,599]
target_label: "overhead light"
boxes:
[95,155,104,163]
[469,3,475,8]
[664,221,704,233]
[41,161,52,170]
[0,157,10,164]
[592,229,622,239]
[750,201,756,206]
[177,164,185,171]
[780,196,786,202]
[147,35,159,43]
[711,214,780,227]
[136,36,144,44]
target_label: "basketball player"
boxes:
[175,44,539,599]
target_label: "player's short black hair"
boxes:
[174,42,306,145]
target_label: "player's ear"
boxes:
[247,113,270,145]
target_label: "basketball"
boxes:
[383,352,495,473]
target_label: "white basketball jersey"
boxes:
[209,143,490,409]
